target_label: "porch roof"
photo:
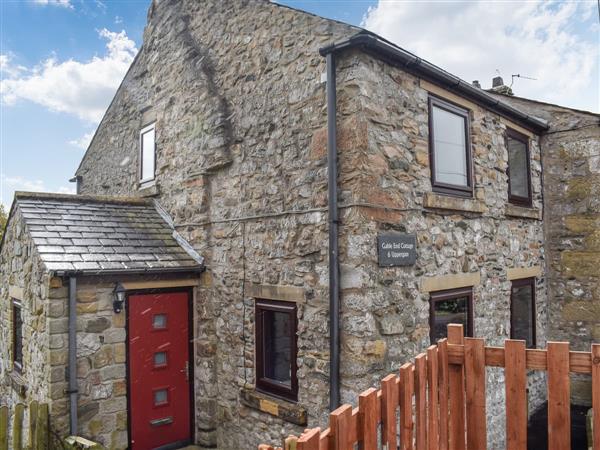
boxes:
[13,192,204,276]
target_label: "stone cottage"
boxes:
[0,0,594,449]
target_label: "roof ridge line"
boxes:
[15,191,151,206]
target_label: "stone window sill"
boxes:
[138,181,160,198]
[423,192,486,214]
[10,370,27,397]
[240,388,307,426]
[505,204,541,220]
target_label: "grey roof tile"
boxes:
[16,192,203,274]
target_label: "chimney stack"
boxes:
[490,76,513,96]
[472,80,481,89]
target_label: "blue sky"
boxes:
[1,0,598,209]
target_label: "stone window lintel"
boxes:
[423,192,486,214]
[245,283,308,304]
[505,204,541,220]
[239,388,307,426]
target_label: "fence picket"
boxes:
[382,374,399,449]
[548,342,571,450]
[415,353,428,450]
[400,362,415,450]
[297,428,320,450]
[505,340,527,450]
[447,325,466,450]
[592,344,600,450]
[464,338,486,450]
[330,404,352,450]
[427,345,440,450]
[438,339,449,450]
[359,388,378,450]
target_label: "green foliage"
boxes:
[0,204,7,241]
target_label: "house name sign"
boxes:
[377,232,417,267]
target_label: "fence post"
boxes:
[447,324,465,450]
[505,340,527,450]
[0,406,7,450]
[36,403,49,450]
[589,343,600,450]
[13,403,24,450]
[547,342,571,450]
[29,400,38,450]
[464,338,486,450]
[297,428,320,450]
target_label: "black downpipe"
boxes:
[68,276,78,435]
[326,52,340,411]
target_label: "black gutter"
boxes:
[325,52,341,411]
[53,265,205,278]
[320,33,549,133]
[68,276,78,435]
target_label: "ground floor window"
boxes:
[255,299,298,401]
[510,277,536,348]
[12,299,23,372]
[430,287,473,343]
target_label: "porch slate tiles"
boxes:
[14,192,203,275]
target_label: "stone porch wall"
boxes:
[0,207,52,447]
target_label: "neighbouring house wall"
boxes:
[333,51,548,449]
[0,207,51,446]
[491,93,600,404]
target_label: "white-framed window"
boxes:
[139,123,156,183]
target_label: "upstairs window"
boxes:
[429,97,473,196]
[255,299,298,401]
[510,278,536,348]
[140,123,156,183]
[430,287,473,344]
[506,129,532,206]
[12,299,23,373]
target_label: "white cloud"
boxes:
[362,1,599,112]
[0,28,137,122]
[68,131,95,150]
[1,175,76,209]
[33,0,73,8]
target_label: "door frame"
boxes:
[125,287,195,449]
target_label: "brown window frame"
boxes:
[12,299,23,373]
[255,299,298,402]
[506,128,532,207]
[429,287,474,344]
[428,96,473,198]
[510,277,537,348]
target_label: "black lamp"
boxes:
[113,282,126,313]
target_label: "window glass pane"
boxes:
[432,296,469,342]
[154,389,168,406]
[141,127,155,181]
[433,105,468,187]
[264,310,292,386]
[154,351,167,367]
[152,314,167,329]
[512,283,534,347]
[508,137,529,199]
[14,304,23,367]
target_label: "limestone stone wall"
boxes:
[72,1,550,449]
[0,207,52,446]
[491,93,600,404]
[331,51,548,449]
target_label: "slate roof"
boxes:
[13,192,203,275]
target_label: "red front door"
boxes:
[128,291,192,450]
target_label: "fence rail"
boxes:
[259,324,600,450]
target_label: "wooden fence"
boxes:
[259,324,600,450]
[0,401,50,450]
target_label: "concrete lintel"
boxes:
[505,204,542,220]
[245,283,306,303]
[507,266,542,281]
[420,272,481,293]
[121,278,199,290]
[423,192,486,214]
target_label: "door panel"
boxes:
[129,291,191,450]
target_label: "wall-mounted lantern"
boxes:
[113,282,126,313]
